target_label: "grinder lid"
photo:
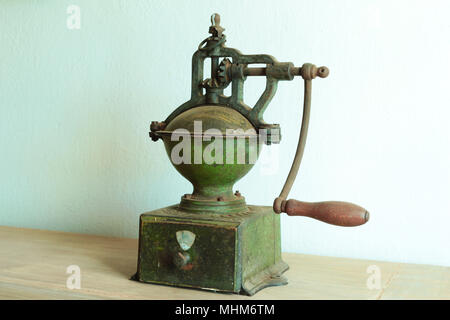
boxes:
[157,104,258,138]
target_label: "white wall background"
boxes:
[1,0,449,266]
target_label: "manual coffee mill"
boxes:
[133,14,369,295]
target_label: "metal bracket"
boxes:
[162,14,297,144]
[156,14,328,145]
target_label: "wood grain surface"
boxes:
[0,226,448,300]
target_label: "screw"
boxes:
[234,190,241,197]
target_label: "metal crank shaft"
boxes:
[272,64,369,227]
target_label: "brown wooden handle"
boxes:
[280,199,369,227]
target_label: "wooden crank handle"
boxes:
[277,199,369,227]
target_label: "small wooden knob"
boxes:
[279,199,369,227]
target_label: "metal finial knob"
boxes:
[211,13,220,26]
[300,63,330,80]
[209,13,224,37]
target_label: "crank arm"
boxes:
[273,64,369,227]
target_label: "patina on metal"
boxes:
[135,205,286,295]
[134,13,369,295]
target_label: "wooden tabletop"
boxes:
[0,226,448,300]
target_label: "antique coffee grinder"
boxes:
[133,14,369,295]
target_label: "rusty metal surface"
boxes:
[160,105,260,206]
[134,205,288,295]
[150,14,327,145]
[138,13,369,297]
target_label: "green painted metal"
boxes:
[147,14,305,214]
[160,105,260,210]
[179,197,248,214]
[149,14,302,145]
[135,13,364,296]
[133,205,288,295]
[136,14,297,295]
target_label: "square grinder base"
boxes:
[132,205,289,295]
